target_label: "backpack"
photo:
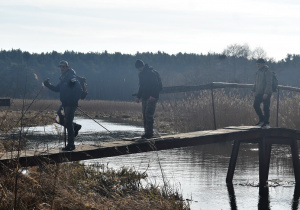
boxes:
[152,70,163,92]
[264,70,278,92]
[271,72,278,92]
[76,75,88,99]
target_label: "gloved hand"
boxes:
[43,78,50,87]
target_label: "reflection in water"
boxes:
[87,143,299,210]
[227,184,237,210]
[228,184,300,210]
[292,185,300,210]
[227,184,300,210]
[258,186,270,210]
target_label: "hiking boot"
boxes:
[74,124,82,137]
[255,121,264,126]
[62,144,75,151]
[142,134,154,139]
[261,123,270,129]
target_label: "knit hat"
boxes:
[135,59,145,69]
[58,60,69,67]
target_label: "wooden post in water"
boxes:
[291,137,300,184]
[226,132,300,186]
[210,85,217,130]
[226,140,241,184]
[258,137,272,187]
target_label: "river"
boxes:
[25,118,299,210]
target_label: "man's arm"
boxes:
[43,79,60,92]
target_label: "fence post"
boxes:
[276,88,280,127]
[211,84,217,130]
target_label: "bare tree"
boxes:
[222,43,251,58]
[252,47,267,60]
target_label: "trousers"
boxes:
[253,94,271,124]
[142,99,158,135]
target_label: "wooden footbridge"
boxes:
[1,126,300,186]
[2,82,300,186]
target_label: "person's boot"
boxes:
[142,133,154,139]
[62,144,75,151]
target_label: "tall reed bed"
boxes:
[2,88,300,133]
[155,88,300,133]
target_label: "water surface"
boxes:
[24,119,300,209]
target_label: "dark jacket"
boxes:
[252,65,273,96]
[45,68,82,107]
[137,64,160,100]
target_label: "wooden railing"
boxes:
[160,82,300,94]
[156,82,300,129]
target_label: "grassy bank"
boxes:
[0,162,188,209]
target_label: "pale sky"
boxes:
[1,0,300,61]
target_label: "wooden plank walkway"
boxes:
[1,126,299,169]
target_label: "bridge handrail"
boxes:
[160,82,300,94]
[132,82,300,129]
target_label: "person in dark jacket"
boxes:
[251,58,272,129]
[43,60,82,151]
[135,59,162,138]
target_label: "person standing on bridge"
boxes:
[135,59,162,139]
[43,60,82,151]
[251,58,272,129]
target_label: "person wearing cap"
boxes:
[43,60,82,151]
[135,59,162,139]
[251,58,272,129]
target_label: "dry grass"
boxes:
[0,163,188,210]
[1,89,300,209]
[1,88,299,133]
[0,98,190,210]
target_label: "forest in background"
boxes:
[0,44,300,101]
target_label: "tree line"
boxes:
[0,46,299,101]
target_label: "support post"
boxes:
[226,140,240,184]
[276,88,280,127]
[259,137,272,187]
[64,127,67,147]
[211,86,217,130]
[290,137,300,184]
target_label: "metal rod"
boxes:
[64,127,66,147]
[77,107,112,133]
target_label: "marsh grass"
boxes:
[156,88,300,133]
[1,88,300,209]
[0,162,188,209]
[2,88,300,133]
[0,98,189,210]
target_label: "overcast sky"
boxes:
[1,0,300,61]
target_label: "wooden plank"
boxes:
[0,127,299,169]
